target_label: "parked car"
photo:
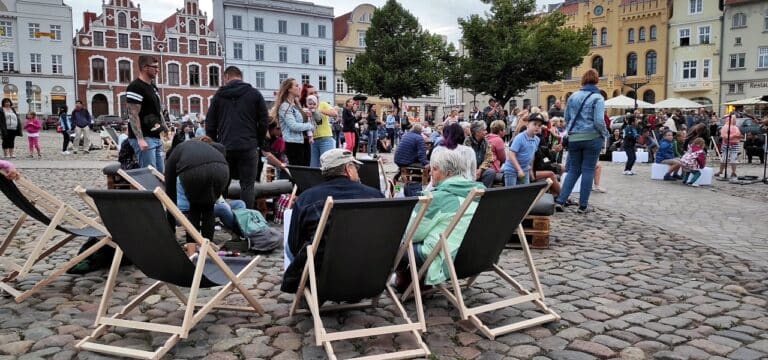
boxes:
[609,115,626,131]
[43,115,59,130]
[93,115,126,131]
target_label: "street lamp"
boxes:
[615,72,652,110]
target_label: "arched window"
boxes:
[118,60,131,83]
[592,56,604,77]
[592,29,597,47]
[169,96,182,117]
[189,20,197,35]
[188,65,200,86]
[645,51,657,75]
[626,53,638,76]
[600,27,607,46]
[547,95,557,110]
[626,90,636,100]
[189,96,202,114]
[638,27,646,42]
[92,58,105,82]
[643,90,655,104]
[732,13,747,28]
[628,28,635,43]
[117,12,127,28]
[3,84,18,107]
[168,63,180,86]
[650,25,657,40]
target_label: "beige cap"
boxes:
[320,149,362,171]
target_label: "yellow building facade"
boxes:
[539,0,670,111]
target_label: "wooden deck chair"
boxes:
[290,196,433,360]
[402,181,560,340]
[285,165,324,195]
[0,174,110,302]
[103,127,120,160]
[359,159,395,197]
[116,166,165,190]
[75,188,264,360]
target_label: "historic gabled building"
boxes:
[75,0,223,118]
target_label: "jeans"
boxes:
[214,200,246,232]
[386,128,396,143]
[310,137,336,168]
[683,170,701,184]
[503,169,529,186]
[225,148,260,209]
[128,137,165,172]
[368,130,378,156]
[624,147,636,171]
[479,168,497,188]
[557,137,603,209]
[73,126,91,152]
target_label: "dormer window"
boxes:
[189,20,197,35]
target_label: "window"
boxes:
[682,60,697,79]
[189,20,196,35]
[278,20,287,34]
[30,54,41,73]
[643,90,655,104]
[638,27,646,42]
[93,31,104,46]
[729,53,746,69]
[254,72,265,89]
[645,51,657,75]
[92,58,105,82]
[209,66,220,87]
[208,41,217,56]
[301,23,309,36]
[30,86,41,112]
[592,29,597,47]
[233,42,243,60]
[301,48,309,64]
[347,83,355,94]
[679,28,690,46]
[0,21,12,38]
[118,33,129,48]
[346,56,354,68]
[279,46,287,63]
[1,52,14,71]
[190,97,201,114]
[168,63,180,86]
[279,73,288,85]
[689,0,702,14]
[358,31,366,47]
[318,50,326,65]
[318,25,326,38]
[301,74,310,85]
[142,35,152,50]
[764,15,768,31]
[117,12,127,28]
[51,55,62,74]
[592,56,603,77]
[626,53,637,76]
[28,23,39,39]
[50,25,61,40]
[628,28,635,43]
[600,28,607,46]
[189,65,200,86]
[255,44,264,61]
[169,97,181,116]
[189,40,198,54]
[318,76,327,91]
[254,17,263,32]
[732,13,746,28]
[698,26,710,44]
[759,47,768,69]
[735,37,742,46]
[2,84,17,106]
[118,60,131,83]
[232,15,242,30]
[169,38,178,52]
[336,78,345,93]
[703,59,711,78]
[650,25,657,40]
[728,83,745,94]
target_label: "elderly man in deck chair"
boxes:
[394,149,485,290]
[282,149,383,293]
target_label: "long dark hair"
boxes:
[441,123,465,150]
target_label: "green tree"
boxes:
[343,0,453,111]
[449,0,592,108]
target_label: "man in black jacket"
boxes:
[206,66,269,209]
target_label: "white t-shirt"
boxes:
[4,110,17,130]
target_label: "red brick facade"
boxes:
[75,0,223,119]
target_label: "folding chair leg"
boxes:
[0,214,26,256]
[17,206,67,277]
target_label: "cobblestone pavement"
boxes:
[0,139,766,360]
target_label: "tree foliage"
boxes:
[448,0,592,108]
[343,0,453,111]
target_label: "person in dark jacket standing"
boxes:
[0,98,21,158]
[206,66,269,209]
[70,100,92,154]
[58,106,72,154]
[341,98,359,155]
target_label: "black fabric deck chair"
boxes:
[75,188,264,360]
[402,180,560,339]
[285,165,324,195]
[0,174,109,302]
[358,158,393,197]
[116,166,165,191]
[290,196,433,360]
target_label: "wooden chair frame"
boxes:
[289,196,433,360]
[116,165,165,190]
[402,181,560,340]
[0,174,111,302]
[75,187,264,360]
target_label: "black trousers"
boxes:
[179,162,229,243]
[225,148,260,209]
[61,130,71,152]
[624,148,636,171]
[1,133,17,150]
[746,149,764,163]
[285,141,310,167]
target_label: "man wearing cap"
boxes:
[467,120,496,187]
[281,149,383,293]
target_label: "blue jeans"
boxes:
[128,137,165,172]
[557,137,603,209]
[310,137,336,168]
[368,130,378,156]
[503,168,530,187]
[214,200,246,232]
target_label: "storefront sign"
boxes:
[750,81,768,89]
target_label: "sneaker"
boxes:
[628,171,636,176]
[554,204,565,212]
[593,186,606,193]
[663,174,675,181]
[61,151,70,155]
[623,170,631,175]
[691,183,700,187]
[577,206,593,214]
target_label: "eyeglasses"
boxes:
[145,65,160,69]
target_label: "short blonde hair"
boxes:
[490,120,506,134]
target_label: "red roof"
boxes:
[559,3,579,15]
[334,11,351,42]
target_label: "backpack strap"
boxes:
[567,92,597,135]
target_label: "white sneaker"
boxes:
[691,183,700,187]
[628,171,636,175]
[61,151,70,155]
[593,186,606,193]
[623,170,632,175]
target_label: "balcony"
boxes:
[671,80,714,92]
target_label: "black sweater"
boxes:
[206,80,269,151]
[164,140,228,206]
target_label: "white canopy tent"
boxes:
[604,95,654,109]
[724,97,768,106]
[651,98,707,109]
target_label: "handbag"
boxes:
[562,92,597,148]
[56,125,63,133]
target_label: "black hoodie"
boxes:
[206,79,269,151]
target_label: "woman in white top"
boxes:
[0,98,21,158]
[430,123,477,182]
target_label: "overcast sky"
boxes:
[68,0,561,44]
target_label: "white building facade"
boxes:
[213,0,334,105]
[0,0,74,117]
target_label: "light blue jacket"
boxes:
[278,102,313,144]
[564,84,609,140]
